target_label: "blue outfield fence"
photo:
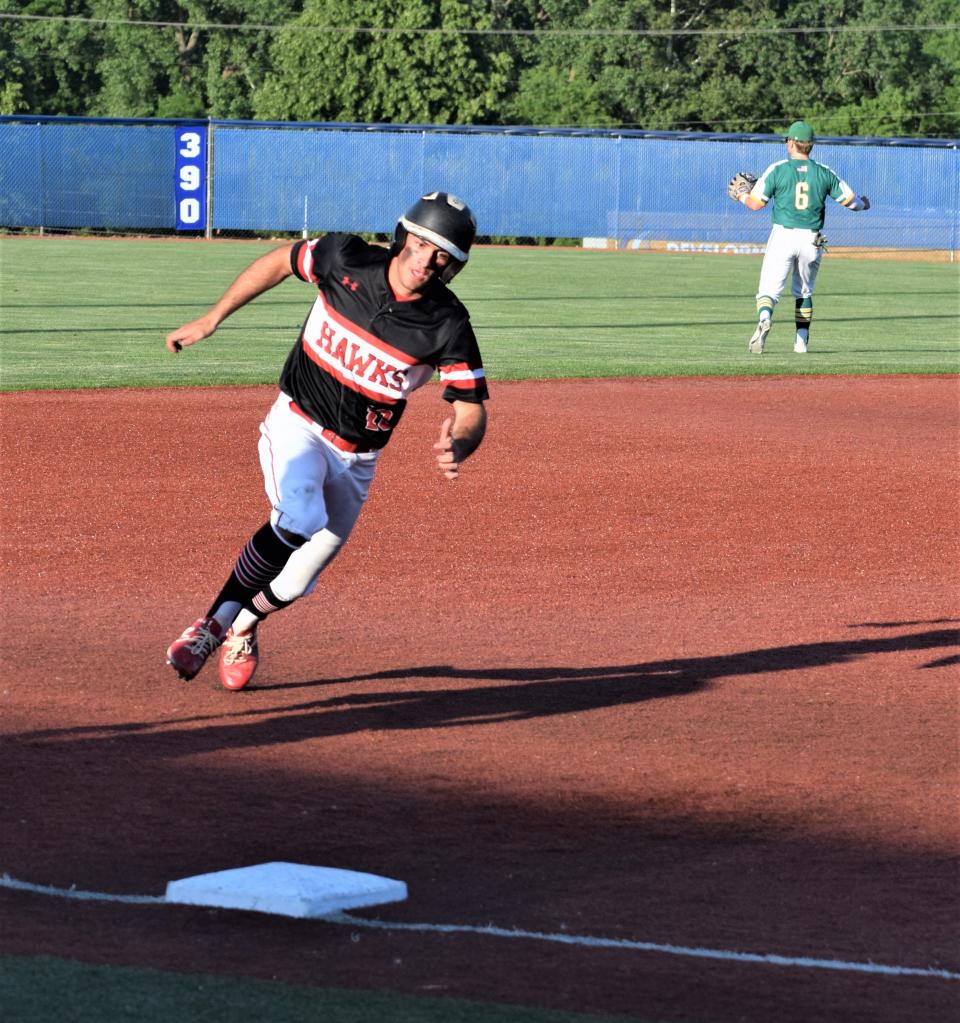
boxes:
[0,115,957,250]
[0,118,172,230]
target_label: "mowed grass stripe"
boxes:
[1,235,957,390]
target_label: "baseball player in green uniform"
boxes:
[732,120,871,354]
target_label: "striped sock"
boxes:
[206,522,299,620]
[795,298,813,339]
[245,584,295,622]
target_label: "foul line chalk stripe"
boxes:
[1,874,164,905]
[329,913,960,981]
[2,874,957,982]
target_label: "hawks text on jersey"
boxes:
[281,233,488,451]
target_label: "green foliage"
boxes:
[502,0,655,128]
[0,1,956,135]
[500,0,960,136]
[0,0,105,115]
[498,0,753,131]
[86,1,307,118]
[199,1,301,119]
[777,0,956,136]
[254,0,511,123]
[89,1,189,117]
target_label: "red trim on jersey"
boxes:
[439,362,486,390]
[295,241,317,283]
[288,400,375,453]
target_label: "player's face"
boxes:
[390,233,451,298]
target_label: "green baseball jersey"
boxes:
[752,157,855,230]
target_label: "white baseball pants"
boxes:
[257,391,379,598]
[756,223,823,307]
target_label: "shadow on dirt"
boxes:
[15,626,958,759]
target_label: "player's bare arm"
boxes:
[433,400,487,481]
[165,243,296,353]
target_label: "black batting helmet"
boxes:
[392,191,477,283]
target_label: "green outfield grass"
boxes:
[0,954,659,1023]
[0,235,957,391]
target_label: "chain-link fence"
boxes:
[1,115,957,253]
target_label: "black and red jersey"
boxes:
[279,233,488,452]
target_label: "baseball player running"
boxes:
[730,120,871,354]
[164,192,487,690]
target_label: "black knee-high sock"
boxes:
[795,297,813,339]
[205,523,300,618]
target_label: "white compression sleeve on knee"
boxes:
[269,528,345,602]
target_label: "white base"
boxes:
[164,861,407,917]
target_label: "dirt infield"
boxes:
[1,377,958,1023]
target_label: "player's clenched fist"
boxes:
[165,315,218,353]
[433,417,463,480]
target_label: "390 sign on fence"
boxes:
[175,124,206,232]
[1,114,955,249]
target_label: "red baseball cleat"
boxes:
[219,626,259,691]
[166,617,224,681]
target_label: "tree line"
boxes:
[2,0,958,138]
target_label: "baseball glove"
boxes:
[727,171,757,201]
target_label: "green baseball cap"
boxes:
[785,120,815,142]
